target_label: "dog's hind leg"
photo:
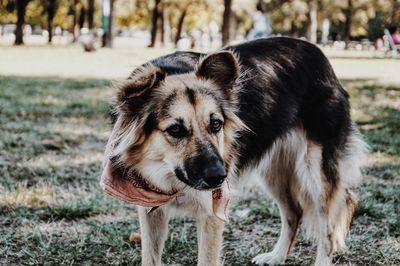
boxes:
[196,214,225,266]
[252,189,302,266]
[251,133,305,265]
[312,186,358,266]
[313,199,334,266]
[138,206,170,266]
[295,143,335,266]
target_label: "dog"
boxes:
[100,37,368,266]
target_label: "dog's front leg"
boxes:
[138,206,170,266]
[196,215,225,266]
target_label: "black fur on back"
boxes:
[227,38,351,187]
[131,51,202,77]
[129,37,353,187]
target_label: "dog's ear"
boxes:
[118,65,165,101]
[117,65,165,115]
[196,51,239,89]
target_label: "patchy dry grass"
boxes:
[0,75,399,265]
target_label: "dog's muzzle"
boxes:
[181,150,227,190]
[200,160,227,189]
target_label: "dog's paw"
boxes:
[314,254,331,266]
[129,232,141,245]
[251,252,285,266]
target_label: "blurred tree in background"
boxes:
[44,0,58,43]
[0,0,399,47]
[221,0,232,46]
[14,0,32,45]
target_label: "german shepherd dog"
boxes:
[101,37,367,266]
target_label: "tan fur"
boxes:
[249,128,367,266]
[113,69,244,193]
[109,60,244,265]
[196,215,225,266]
[108,55,367,266]
[138,206,170,266]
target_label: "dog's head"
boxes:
[110,51,244,192]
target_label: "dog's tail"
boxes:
[330,188,358,252]
[301,188,358,253]
[333,128,368,252]
[301,128,368,253]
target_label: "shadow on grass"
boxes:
[0,75,111,90]
[1,161,102,188]
[1,217,141,266]
[355,183,400,237]
[1,204,101,224]
[365,163,400,180]
[360,107,400,156]
[0,186,130,225]
[342,79,400,157]
[0,76,113,120]
[0,75,113,187]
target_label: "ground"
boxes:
[0,39,399,265]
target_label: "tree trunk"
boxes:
[149,0,161,47]
[391,0,399,24]
[78,5,86,29]
[14,0,30,45]
[290,20,298,37]
[103,0,114,47]
[344,0,352,46]
[175,6,188,46]
[71,0,78,42]
[159,2,165,46]
[163,3,172,44]
[221,0,232,46]
[305,0,318,43]
[47,0,57,43]
[88,0,95,29]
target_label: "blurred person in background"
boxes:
[389,25,400,51]
[248,3,271,40]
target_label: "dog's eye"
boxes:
[210,119,223,133]
[166,124,188,139]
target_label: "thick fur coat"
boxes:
[104,37,367,266]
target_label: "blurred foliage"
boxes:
[0,0,399,41]
[114,0,224,33]
[114,0,151,29]
[264,0,400,38]
[0,0,17,23]
[146,0,400,41]
[1,0,102,29]
[266,0,308,33]
[52,0,73,29]
[368,11,386,41]
[25,0,45,26]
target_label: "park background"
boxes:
[0,0,399,265]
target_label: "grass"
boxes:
[0,75,399,265]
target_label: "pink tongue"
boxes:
[100,129,230,221]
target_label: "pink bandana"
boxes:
[100,131,230,221]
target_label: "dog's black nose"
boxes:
[202,160,227,188]
[183,146,227,190]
